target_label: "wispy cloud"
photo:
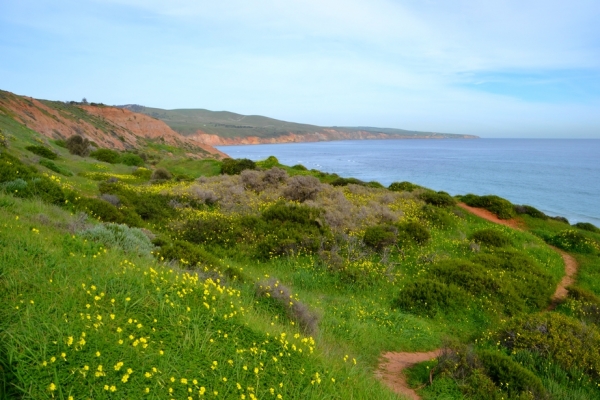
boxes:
[1,0,599,137]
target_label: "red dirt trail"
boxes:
[376,203,578,398]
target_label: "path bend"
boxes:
[376,204,579,398]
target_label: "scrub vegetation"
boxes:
[1,114,599,399]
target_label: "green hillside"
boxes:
[1,112,600,399]
[122,105,475,139]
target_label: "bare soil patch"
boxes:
[376,350,442,399]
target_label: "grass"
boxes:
[1,110,599,398]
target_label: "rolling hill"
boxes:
[120,105,479,145]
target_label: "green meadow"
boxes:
[1,115,600,399]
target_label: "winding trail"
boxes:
[376,203,579,399]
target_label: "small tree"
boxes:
[65,135,91,157]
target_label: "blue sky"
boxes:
[1,0,599,138]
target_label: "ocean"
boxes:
[217,139,600,226]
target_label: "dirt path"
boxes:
[376,350,442,399]
[376,203,579,398]
[457,203,524,230]
[547,248,578,310]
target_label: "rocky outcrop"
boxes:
[0,91,227,158]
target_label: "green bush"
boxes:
[363,225,397,250]
[419,190,456,207]
[120,152,145,166]
[29,177,66,205]
[397,221,430,245]
[256,155,279,169]
[574,222,600,233]
[472,251,553,311]
[428,259,527,315]
[291,164,307,171]
[330,177,365,187]
[98,181,174,221]
[155,240,221,269]
[132,167,152,180]
[388,181,421,192]
[0,152,38,183]
[478,350,546,399]
[393,279,469,317]
[262,201,322,225]
[546,229,598,254]
[78,223,154,256]
[65,135,90,157]
[460,194,515,219]
[497,313,600,378]
[70,195,143,227]
[470,228,512,247]
[25,145,58,160]
[420,205,455,229]
[221,158,256,175]
[90,148,121,164]
[39,159,72,176]
[514,204,547,219]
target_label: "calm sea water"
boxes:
[217,139,600,226]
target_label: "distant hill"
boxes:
[0,90,226,158]
[120,105,479,145]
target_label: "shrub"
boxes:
[256,279,319,334]
[420,190,456,207]
[39,159,72,176]
[90,148,121,164]
[420,205,455,229]
[388,181,420,192]
[155,240,221,269]
[460,194,515,219]
[241,170,266,192]
[363,225,397,250]
[470,228,512,247]
[53,139,67,148]
[151,167,172,181]
[262,167,288,186]
[70,195,143,227]
[25,145,58,160]
[132,167,152,180]
[546,229,598,254]
[574,222,600,233]
[256,155,279,169]
[397,221,430,245]
[283,175,321,202]
[478,350,546,399]
[120,152,144,166]
[28,177,66,205]
[393,279,469,317]
[0,152,38,183]
[262,201,322,225]
[291,164,307,171]
[497,313,600,378]
[514,204,547,219]
[78,223,154,256]
[330,177,365,187]
[98,181,174,221]
[221,158,256,175]
[65,135,90,157]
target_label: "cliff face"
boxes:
[189,129,478,146]
[0,91,226,158]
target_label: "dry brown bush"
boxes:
[283,175,322,202]
[255,278,319,334]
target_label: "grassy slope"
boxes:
[1,113,599,399]
[123,105,470,139]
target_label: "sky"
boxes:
[1,0,599,138]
